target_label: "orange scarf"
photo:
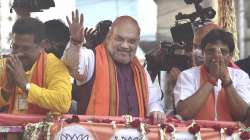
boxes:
[195,65,232,121]
[86,44,148,117]
[1,52,47,114]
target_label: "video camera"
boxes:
[10,0,55,12]
[171,0,216,43]
[146,0,216,80]
[146,41,193,81]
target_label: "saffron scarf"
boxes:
[86,44,148,117]
[195,65,232,121]
[0,52,47,114]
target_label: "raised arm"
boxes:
[62,10,95,85]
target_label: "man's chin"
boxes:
[117,60,130,64]
[110,54,129,63]
[114,57,131,64]
[207,62,219,67]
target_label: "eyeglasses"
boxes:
[10,42,37,52]
[205,47,230,56]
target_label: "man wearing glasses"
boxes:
[0,17,72,114]
[174,29,250,121]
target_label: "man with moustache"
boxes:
[0,17,72,114]
[62,10,165,123]
[174,29,250,121]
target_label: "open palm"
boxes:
[66,9,84,42]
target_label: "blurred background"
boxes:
[0,0,250,59]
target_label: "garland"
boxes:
[23,114,250,140]
[23,113,60,140]
[23,120,53,140]
[159,123,176,140]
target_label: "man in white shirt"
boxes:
[62,10,165,123]
[174,29,250,121]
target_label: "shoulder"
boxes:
[175,67,201,87]
[180,66,200,78]
[228,67,249,79]
[47,53,63,64]
[228,67,248,75]
[228,67,249,82]
[46,53,68,72]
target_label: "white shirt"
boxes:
[62,44,164,114]
[174,66,250,107]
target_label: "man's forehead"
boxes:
[113,20,138,29]
[112,23,140,37]
[205,41,228,49]
[113,16,138,25]
[112,17,140,31]
[12,33,36,46]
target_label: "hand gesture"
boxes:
[217,55,230,83]
[84,27,98,49]
[6,54,27,91]
[207,54,229,84]
[66,9,84,43]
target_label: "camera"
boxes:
[145,0,216,80]
[145,41,192,81]
[10,0,55,12]
[171,0,216,43]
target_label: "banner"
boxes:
[0,113,245,140]
[51,122,241,140]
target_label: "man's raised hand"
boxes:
[66,9,84,44]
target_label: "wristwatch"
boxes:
[25,83,31,91]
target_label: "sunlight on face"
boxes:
[107,20,140,64]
